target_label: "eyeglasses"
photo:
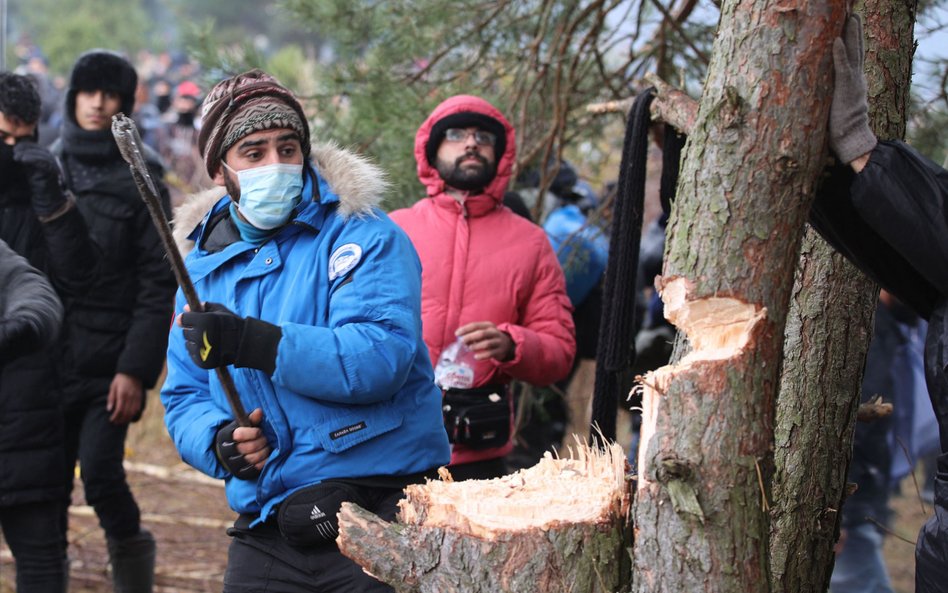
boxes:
[444,128,496,146]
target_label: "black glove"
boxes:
[180,302,281,373]
[214,420,262,480]
[12,141,68,219]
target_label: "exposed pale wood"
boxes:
[338,443,631,593]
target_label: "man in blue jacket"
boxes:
[161,69,450,593]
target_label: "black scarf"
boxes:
[59,119,128,195]
[60,118,122,162]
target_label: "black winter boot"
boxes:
[106,529,156,593]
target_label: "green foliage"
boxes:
[181,19,268,83]
[277,0,719,210]
[907,102,948,167]
[10,0,152,75]
[179,20,317,112]
[167,0,318,49]
[267,46,309,91]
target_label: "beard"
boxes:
[223,170,241,202]
[436,152,497,192]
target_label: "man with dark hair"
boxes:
[162,69,450,593]
[0,70,98,593]
[390,95,575,480]
[49,50,176,593]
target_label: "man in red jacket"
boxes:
[390,95,576,481]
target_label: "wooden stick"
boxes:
[111,114,250,427]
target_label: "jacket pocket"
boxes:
[315,405,404,454]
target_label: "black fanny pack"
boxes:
[442,385,510,449]
[276,481,368,547]
[274,472,431,547]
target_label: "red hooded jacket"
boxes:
[390,95,576,466]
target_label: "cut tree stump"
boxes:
[337,442,632,593]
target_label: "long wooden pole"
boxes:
[111,114,250,427]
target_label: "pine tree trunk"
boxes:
[337,444,632,593]
[632,0,846,591]
[768,2,916,591]
[768,240,876,593]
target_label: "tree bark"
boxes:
[768,1,916,591]
[632,0,846,591]
[337,444,632,593]
[768,238,876,593]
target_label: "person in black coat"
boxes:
[0,70,98,593]
[812,16,948,593]
[48,50,176,593]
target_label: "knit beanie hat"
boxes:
[66,50,138,123]
[198,69,310,177]
[425,111,506,166]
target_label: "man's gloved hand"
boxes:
[12,141,69,219]
[214,408,269,480]
[829,15,878,164]
[180,302,281,373]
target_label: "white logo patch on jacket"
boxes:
[329,243,363,281]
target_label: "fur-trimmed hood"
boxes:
[172,142,388,256]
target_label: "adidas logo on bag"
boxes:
[310,505,326,521]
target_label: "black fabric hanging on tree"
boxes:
[589,93,688,446]
[590,89,655,444]
[659,125,686,217]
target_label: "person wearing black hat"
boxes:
[389,95,575,481]
[0,70,99,593]
[48,50,176,593]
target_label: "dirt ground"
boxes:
[0,386,937,592]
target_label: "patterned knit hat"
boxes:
[198,69,310,177]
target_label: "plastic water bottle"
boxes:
[434,337,476,389]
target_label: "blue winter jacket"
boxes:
[161,154,451,522]
[543,204,609,306]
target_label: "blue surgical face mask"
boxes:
[224,161,304,230]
